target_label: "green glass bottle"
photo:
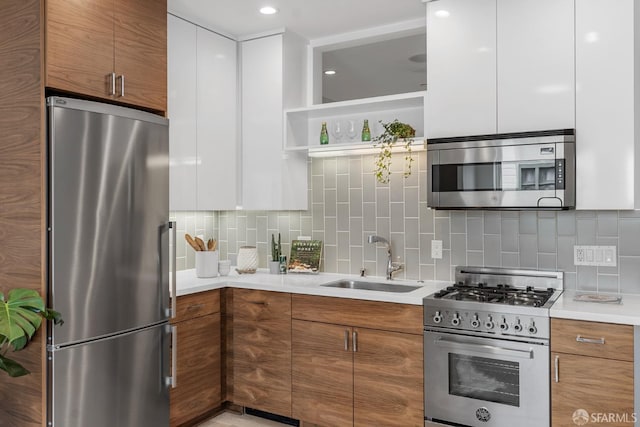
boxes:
[320,122,329,145]
[361,119,371,142]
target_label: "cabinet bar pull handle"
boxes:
[109,72,116,96]
[119,74,125,97]
[187,303,203,311]
[576,335,605,345]
[344,330,349,351]
[170,221,177,319]
[171,325,177,388]
[353,331,358,352]
[554,355,559,383]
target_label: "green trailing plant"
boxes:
[0,288,63,377]
[271,233,282,262]
[372,119,416,184]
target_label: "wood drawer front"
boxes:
[233,289,291,322]
[292,294,423,335]
[170,312,221,426]
[551,318,634,361]
[174,290,220,323]
[232,289,292,416]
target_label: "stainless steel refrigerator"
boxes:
[46,97,174,427]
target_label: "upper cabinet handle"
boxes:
[576,335,605,345]
[118,74,125,97]
[108,72,116,96]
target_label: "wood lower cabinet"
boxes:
[231,289,292,416]
[551,319,635,427]
[171,290,222,427]
[45,0,166,112]
[292,295,424,427]
[292,320,354,426]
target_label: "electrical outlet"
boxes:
[574,245,616,267]
[431,240,443,259]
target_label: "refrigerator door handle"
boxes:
[170,325,177,388]
[170,221,177,319]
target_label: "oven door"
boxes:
[424,330,549,427]
[428,142,571,209]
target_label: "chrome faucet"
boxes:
[367,235,403,280]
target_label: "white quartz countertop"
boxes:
[176,269,450,305]
[550,290,640,325]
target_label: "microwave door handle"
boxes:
[434,336,533,359]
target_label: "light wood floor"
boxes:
[198,412,288,427]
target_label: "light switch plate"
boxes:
[574,245,616,267]
[431,240,443,259]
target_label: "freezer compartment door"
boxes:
[48,323,170,427]
[48,97,170,345]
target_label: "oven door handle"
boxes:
[434,337,534,359]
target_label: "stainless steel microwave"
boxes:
[427,130,575,209]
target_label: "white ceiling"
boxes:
[168,0,426,40]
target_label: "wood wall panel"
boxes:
[0,1,45,426]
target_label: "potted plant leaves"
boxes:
[0,288,63,377]
[372,119,417,184]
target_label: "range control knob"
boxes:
[432,311,443,324]
[451,313,461,326]
[499,318,509,331]
[470,314,480,328]
[528,321,537,335]
[485,315,495,330]
[513,319,523,333]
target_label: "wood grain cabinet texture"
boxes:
[291,295,424,427]
[231,289,292,417]
[45,0,166,113]
[551,319,635,427]
[171,290,222,427]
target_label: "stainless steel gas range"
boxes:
[423,266,564,427]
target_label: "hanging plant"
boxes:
[372,119,416,184]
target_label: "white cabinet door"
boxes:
[168,14,197,210]
[497,0,575,133]
[196,27,238,210]
[426,0,497,139]
[241,33,307,211]
[575,0,638,209]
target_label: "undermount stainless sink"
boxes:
[322,279,420,293]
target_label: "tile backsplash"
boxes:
[172,152,640,294]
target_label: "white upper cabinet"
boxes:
[168,14,197,210]
[497,0,575,133]
[168,15,238,211]
[426,0,575,138]
[196,27,238,211]
[426,0,497,139]
[575,0,640,209]
[241,32,308,211]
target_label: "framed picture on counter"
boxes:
[288,240,322,273]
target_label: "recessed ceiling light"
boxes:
[260,6,278,15]
[435,10,450,18]
[324,70,336,75]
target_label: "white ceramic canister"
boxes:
[236,246,258,273]
[195,251,219,278]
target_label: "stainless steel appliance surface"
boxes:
[427,129,575,210]
[423,267,564,427]
[46,97,174,427]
